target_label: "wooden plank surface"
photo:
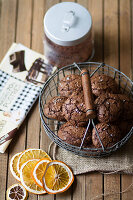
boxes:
[6,1,34,200]
[26,0,40,196]
[0,0,133,200]
[0,0,17,199]
[79,1,103,199]
[120,1,133,200]
[104,1,121,200]
[56,2,74,200]
[39,1,60,200]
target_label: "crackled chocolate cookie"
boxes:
[118,94,133,120]
[58,74,82,97]
[43,96,67,121]
[92,123,121,148]
[95,93,122,123]
[91,74,118,96]
[58,122,91,146]
[62,92,89,126]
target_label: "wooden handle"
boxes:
[81,68,96,119]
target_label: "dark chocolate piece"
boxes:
[26,58,52,85]
[10,51,26,72]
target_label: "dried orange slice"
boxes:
[6,183,28,200]
[43,160,74,194]
[32,158,51,188]
[20,159,46,194]
[10,152,22,181]
[17,148,51,173]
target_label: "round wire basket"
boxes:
[39,62,133,157]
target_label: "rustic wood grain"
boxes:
[55,1,86,200]
[6,0,33,195]
[0,152,8,199]
[76,0,103,199]
[130,1,133,80]
[16,0,32,47]
[86,1,103,200]
[24,0,41,199]
[25,0,44,198]
[26,0,41,151]
[73,175,86,200]
[44,0,59,11]
[0,0,133,200]
[120,1,133,199]
[119,0,131,79]
[0,0,17,59]
[32,0,44,54]
[121,175,133,200]
[55,188,73,200]
[104,0,119,68]
[9,1,36,200]
[88,0,104,62]
[39,1,60,200]
[0,0,17,199]
[104,0,120,199]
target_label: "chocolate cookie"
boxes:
[91,74,118,96]
[58,122,91,147]
[95,93,122,123]
[118,94,133,120]
[92,123,121,148]
[62,92,89,126]
[58,74,82,97]
[43,96,67,121]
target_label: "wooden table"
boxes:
[0,0,133,199]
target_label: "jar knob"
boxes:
[62,11,76,32]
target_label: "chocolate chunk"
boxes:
[26,58,52,84]
[10,51,26,72]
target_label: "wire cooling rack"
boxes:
[39,62,133,157]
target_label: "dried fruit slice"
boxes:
[43,160,74,194]
[10,152,22,181]
[6,183,28,200]
[20,159,46,194]
[32,158,51,188]
[17,148,51,172]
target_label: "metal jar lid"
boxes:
[44,2,92,46]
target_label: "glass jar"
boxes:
[44,2,94,68]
